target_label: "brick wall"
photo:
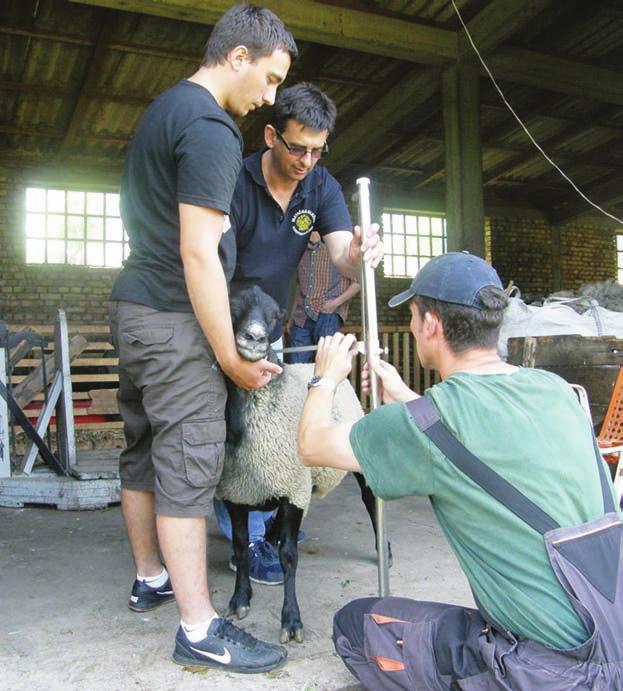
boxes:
[489,216,617,302]
[0,174,119,326]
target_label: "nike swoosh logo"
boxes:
[189,646,231,665]
[156,590,173,595]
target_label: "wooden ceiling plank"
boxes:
[68,0,458,65]
[0,24,93,46]
[0,80,72,97]
[458,0,559,57]
[486,47,623,106]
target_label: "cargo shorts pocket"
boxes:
[121,327,173,347]
[181,419,226,488]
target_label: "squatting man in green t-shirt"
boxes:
[297,251,617,689]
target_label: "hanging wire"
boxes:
[451,0,623,225]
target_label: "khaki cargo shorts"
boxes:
[110,301,227,517]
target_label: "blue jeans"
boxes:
[288,313,343,364]
[214,497,273,544]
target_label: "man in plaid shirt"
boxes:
[288,230,360,363]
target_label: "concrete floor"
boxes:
[0,474,473,691]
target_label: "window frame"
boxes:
[24,186,128,268]
[381,208,447,278]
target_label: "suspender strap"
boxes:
[0,379,67,477]
[406,396,559,535]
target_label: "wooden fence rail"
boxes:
[6,323,436,430]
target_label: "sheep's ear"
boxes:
[229,294,243,319]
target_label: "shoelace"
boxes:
[217,618,261,648]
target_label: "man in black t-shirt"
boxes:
[214,83,382,585]
[109,5,297,674]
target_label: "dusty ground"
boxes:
[0,474,472,691]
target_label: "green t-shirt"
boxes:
[350,367,617,649]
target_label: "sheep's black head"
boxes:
[229,285,284,362]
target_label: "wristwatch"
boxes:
[307,375,337,393]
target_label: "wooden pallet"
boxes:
[0,449,120,510]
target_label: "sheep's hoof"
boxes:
[280,626,304,644]
[231,605,250,620]
[225,601,250,619]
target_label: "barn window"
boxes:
[617,234,623,284]
[24,187,129,267]
[381,211,446,278]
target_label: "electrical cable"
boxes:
[451,0,623,225]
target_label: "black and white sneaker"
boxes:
[173,617,287,673]
[128,577,175,612]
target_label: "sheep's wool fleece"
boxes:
[216,363,363,511]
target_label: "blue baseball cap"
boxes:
[388,251,503,309]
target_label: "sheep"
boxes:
[217,284,389,644]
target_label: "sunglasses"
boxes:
[275,130,329,160]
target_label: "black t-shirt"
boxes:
[111,80,243,312]
[230,150,352,340]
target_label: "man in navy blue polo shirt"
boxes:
[215,82,382,585]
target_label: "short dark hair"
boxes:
[414,286,508,353]
[270,82,337,133]
[202,4,298,67]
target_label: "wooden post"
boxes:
[54,310,77,474]
[0,348,10,478]
[442,61,485,256]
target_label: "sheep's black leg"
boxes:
[264,509,281,548]
[353,472,393,567]
[224,501,253,620]
[276,499,304,644]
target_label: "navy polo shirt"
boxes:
[230,150,352,340]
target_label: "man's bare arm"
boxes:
[298,388,361,472]
[179,203,281,390]
[324,225,383,281]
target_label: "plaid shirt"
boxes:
[291,239,354,326]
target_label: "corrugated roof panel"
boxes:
[17,39,87,85]
[499,117,565,149]
[83,100,144,139]
[103,50,193,95]
[12,92,68,131]
[560,128,621,156]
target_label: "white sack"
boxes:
[498,297,623,359]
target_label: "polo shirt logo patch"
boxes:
[291,209,316,235]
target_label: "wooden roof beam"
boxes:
[59,10,116,155]
[486,47,623,106]
[458,0,560,58]
[69,0,458,65]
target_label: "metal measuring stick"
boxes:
[356,176,390,597]
[274,342,387,356]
